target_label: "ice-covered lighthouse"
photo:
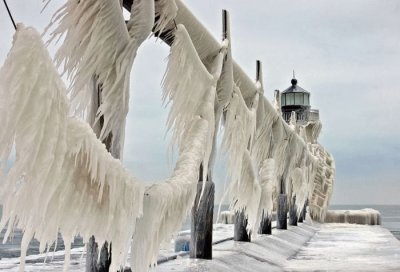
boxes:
[281,75,320,126]
[280,74,322,144]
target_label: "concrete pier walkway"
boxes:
[158,223,400,272]
[285,223,400,271]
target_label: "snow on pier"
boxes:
[158,223,400,272]
[285,223,400,272]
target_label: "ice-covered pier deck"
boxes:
[0,222,399,271]
[158,222,400,272]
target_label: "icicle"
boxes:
[153,0,178,35]
[162,24,214,150]
[220,83,261,233]
[230,150,261,233]
[270,119,290,185]
[46,0,154,153]
[222,86,258,187]
[127,0,155,42]
[256,158,276,228]
[131,117,208,271]
[273,89,281,114]
[291,167,306,213]
[308,144,336,222]
[252,102,276,169]
[0,26,145,271]
[162,24,228,198]
[63,236,72,272]
[289,111,297,130]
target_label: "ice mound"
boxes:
[325,209,381,225]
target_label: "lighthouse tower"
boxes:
[281,75,319,125]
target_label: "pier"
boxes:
[0,0,398,271]
[1,220,399,271]
[159,222,400,272]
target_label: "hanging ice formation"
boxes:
[131,117,208,271]
[153,0,178,35]
[167,0,335,227]
[133,24,228,271]
[0,1,338,271]
[0,22,217,272]
[252,107,278,223]
[46,0,155,157]
[257,159,277,221]
[221,83,263,232]
[308,144,336,221]
[0,25,145,272]
[162,23,228,183]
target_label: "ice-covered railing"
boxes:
[134,0,335,225]
[0,1,336,271]
[0,26,146,271]
[0,23,218,272]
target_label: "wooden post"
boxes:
[298,199,308,223]
[289,196,298,226]
[298,200,306,223]
[190,180,215,259]
[86,236,98,272]
[86,236,111,272]
[255,60,272,236]
[277,194,287,229]
[191,8,232,258]
[86,81,114,272]
[98,242,112,272]
[298,209,304,223]
[234,210,251,242]
[258,210,272,235]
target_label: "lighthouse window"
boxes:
[295,93,304,105]
[304,94,310,105]
[281,94,286,106]
[286,93,294,105]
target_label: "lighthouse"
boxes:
[281,75,319,125]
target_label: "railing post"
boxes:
[234,210,251,242]
[277,194,288,229]
[86,236,98,272]
[86,81,114,272]
[298,199,308,223]
[298,203,304,223]
[224,9,251,242]
[256,60,272,236]
[190,177,215,259]
[258,210,272,235]
[289,196,298,226]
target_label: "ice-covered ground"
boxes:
[157,223,400,272]
[0,223,399,271]
[285,223,400,271]
[0,225,236,271]
[0,247,85,271]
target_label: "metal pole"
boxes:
[3,0,17,30]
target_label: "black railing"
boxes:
[282,109,319,123]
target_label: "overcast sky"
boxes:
[1,0,399,205]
